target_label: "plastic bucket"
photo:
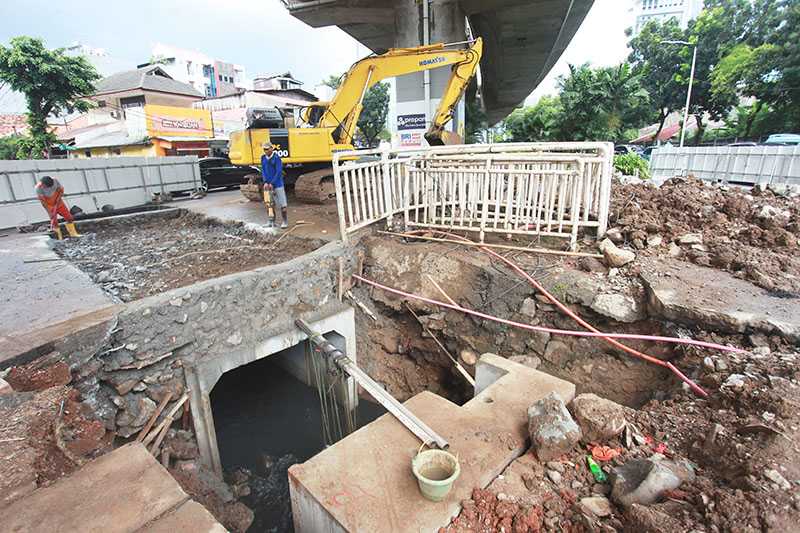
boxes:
[411,449,460,502]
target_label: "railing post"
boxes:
[332,154,349,244]
[381,145,393,225]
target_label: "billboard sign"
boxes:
[145,105,213,139]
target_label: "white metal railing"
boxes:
[333,142,613,248]
[649,144,800,185]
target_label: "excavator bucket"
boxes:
[425,128,463,146]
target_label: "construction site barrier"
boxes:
[332,143,613,248]
[649,144,800,186]
[0,156,200,229]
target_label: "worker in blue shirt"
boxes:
[261,143,288,228]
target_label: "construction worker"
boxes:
[35,175,80,239]
[261,143,288,228]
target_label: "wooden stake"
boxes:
[425,274,458,307]
[404,303,475,386]
[136,392,173,442]
[378,231,603,259]
[142,394,189,446]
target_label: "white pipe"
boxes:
[423,0,431,127]
[680,45,698,148]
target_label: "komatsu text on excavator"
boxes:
[229,38,483,203]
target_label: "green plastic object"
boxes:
[412,449,461,502]
[586,456,607,483]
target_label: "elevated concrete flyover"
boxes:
[284,0,594,124]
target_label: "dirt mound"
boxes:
[440,488,545,533]
[55,211,325,301]
[609,177,800,294]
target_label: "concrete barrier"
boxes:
[0,156,200,229]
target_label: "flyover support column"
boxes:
[390,0,467,148]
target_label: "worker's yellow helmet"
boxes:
[262,143,273,149]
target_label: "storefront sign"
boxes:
[145,105,213,139]
[400,131,423,147]
[397,114,426,131]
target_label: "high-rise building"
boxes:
[149,44,247,98]
[631,0,704,36]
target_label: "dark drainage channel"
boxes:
[211,353,385,533]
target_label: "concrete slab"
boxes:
[140,501,227,533]
[0,442,224,533]
[178,189,340,242]
[641,258,800,342]
[0,232,114,340]
[288,354,575,532]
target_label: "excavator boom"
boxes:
[321,38,483,145]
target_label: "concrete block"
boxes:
[0,442,189,532]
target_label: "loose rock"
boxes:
[570,393,628,442]
[527,392,582,462]
[610,456,695,507]
[599,239,635,268]
[579,496,612,518]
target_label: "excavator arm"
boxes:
[321,38,483,146]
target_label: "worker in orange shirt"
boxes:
[35,176,81,239]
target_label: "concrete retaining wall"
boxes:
[68,237,362,466]
[0,156,200,229]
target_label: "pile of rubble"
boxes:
[443,338,800,532]
[55,211,324,301]
[608,177,800,294]
[0,355,255,532]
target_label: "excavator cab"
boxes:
[300,103,328,127]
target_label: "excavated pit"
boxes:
[53,209,326,302]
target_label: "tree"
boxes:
[356,81,389,147]
[556,63,652,142]
[0,135,21,160]
[682,0,788,143]
[322,74,343,90]
[502,96,562,142]
[627,19,687,143]
[0,36,99,159]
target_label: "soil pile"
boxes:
[55,211,325,301]
[609,177,800,294]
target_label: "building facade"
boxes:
[150,44,247,98]
[631,0,704,36]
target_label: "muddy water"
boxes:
[211,355,385,532]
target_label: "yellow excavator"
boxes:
[229,38,483,203]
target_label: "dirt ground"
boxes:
[54,211,325,301]
[609,177,800,295]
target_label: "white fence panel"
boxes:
[650,145,800,186]
[333,143,613,249]
[0,156,200,229]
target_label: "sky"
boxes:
[0,0,632,112]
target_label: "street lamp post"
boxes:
[662,40,697,148]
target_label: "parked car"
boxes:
[198,157,259,191]
[764,133,800,146]
[614,144,643,155]
[728,141,759,147]
[640,146,657,161]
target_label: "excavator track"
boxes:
[293,167,337,204]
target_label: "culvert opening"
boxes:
[210,338,385,532]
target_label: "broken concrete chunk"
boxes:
[527,392,582,462]
[0,378,13,395]
[677,233,703,245]
[578,256,607,273]
[543,340,572,368]
[646,234,663,247]
[570,393,628,442]
[764,469,791,490]
[610,456,695,507]
[590,293,645,323]
[226,331,243,346]
[519,297,537,318]
[579,496,612,518]
[605,228,624,244]
[599,239,635,268]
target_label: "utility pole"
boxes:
[661,40,697,148]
